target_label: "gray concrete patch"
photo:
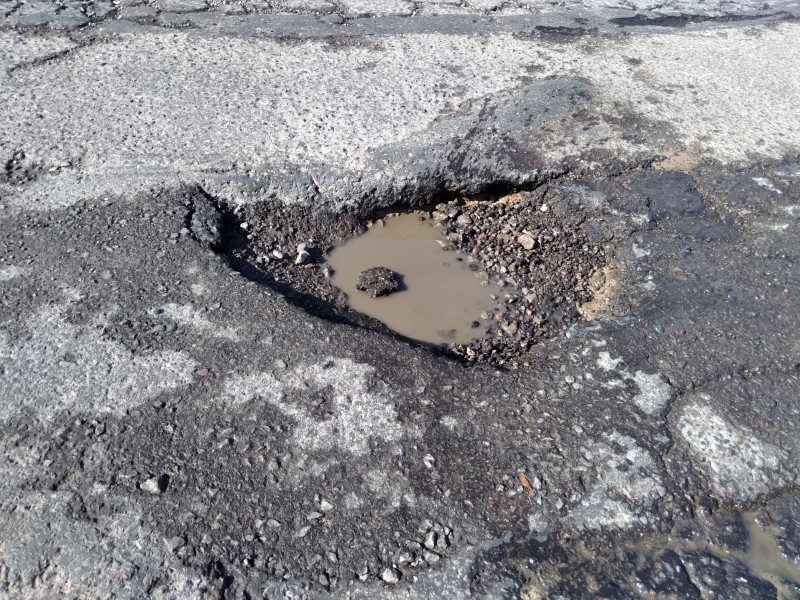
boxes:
[153,303,241,341]
[566,432,663,530]
[677,401,789,503]
[0,491,215,598]
[224,358,418,456]
[670,372,800,505]
[2,22,799,213]
[0,265,25,281]
[0,305,197,423]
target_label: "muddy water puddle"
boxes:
[638,511,800,595]
[740,511,800,591]
[327,212,505,345]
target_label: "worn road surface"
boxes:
[2,0,800,597]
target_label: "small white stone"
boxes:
[293,526,310,539]
[424,530,437,550]
[517,233,535,250]
[139,477,161,494]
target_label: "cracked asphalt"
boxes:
[1,0,800,597]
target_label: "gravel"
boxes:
[436,192,606,366]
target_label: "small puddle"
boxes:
[636,511,800,594]
[327,212,505,345]
[741,510,800,589]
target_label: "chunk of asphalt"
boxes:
[355,266,401,298]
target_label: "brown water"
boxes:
[327,213,504,345]
[635,511,800,597]
[741,511,800,591]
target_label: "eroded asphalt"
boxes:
[1,0,800,598]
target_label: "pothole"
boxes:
[223,188,611,367]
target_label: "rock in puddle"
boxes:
[356,266,400,298]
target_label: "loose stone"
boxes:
[424,531,437,550]
[517,233,535,250]
[293,526,310,539]
[381,567,400,584]
[140,477,161,494]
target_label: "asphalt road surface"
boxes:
[1,0,800,597]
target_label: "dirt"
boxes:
[577,265,619,320]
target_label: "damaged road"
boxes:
[1,1,800,598]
